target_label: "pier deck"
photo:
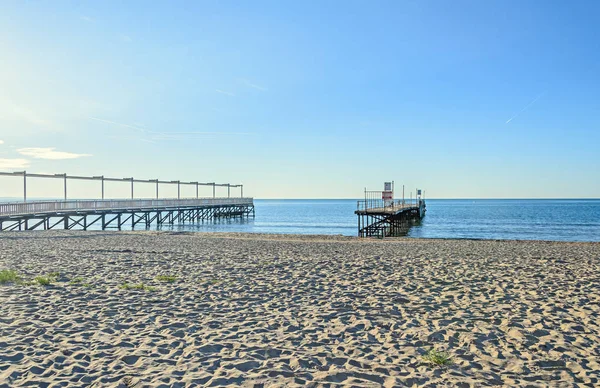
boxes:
[0,198,254,231]
[0,171,254,232]
[355,199,426,238]
[355,203,420,215]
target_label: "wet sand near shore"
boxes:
[1,231,599,387]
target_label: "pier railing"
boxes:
[356,199,418,212]
[0,198,254,217]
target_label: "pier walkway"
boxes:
[0,198,254,232]
[355,184,426,238]
[356,199,426,237]
[0,171,254,232]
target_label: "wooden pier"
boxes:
[355,184,426,237]
[0,171,254,232]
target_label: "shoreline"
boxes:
[3,229,600,245]
[1,230,599,386]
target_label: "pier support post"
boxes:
[23,171,27,202]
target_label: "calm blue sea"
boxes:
[162,199,600,242]
[1,198,599,242]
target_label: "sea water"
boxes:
[162,199,600,242]
[1,198,599,242]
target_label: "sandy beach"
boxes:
[1,231,599,387]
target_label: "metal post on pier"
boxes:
[99,176,104,199]
[212,183,216,198]
[55,173,67,200]
[241,185,243,198]
[195,182,199,199]
[178,181,180,199]
[155,179,159,199]
[131,178,134,199]
[23,171,27,202]
[228,184,230,198]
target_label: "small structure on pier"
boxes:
[355,182,425,237]
[0,171,254,232]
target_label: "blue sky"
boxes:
[0,0,598,199]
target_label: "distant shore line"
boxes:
[2,229,599,244]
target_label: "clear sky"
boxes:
[1,0,599,199]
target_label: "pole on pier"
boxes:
[23,171,27,202]
[156,180,159,199]
[241,185,243,198]
[64,174,67,200]
[131,178,134,199]
[196,182,199,199]
[212,183,215,198]
[177,181,180,199]
[228,184,230,198]
[402,185,405,206]
[101,176,104,199]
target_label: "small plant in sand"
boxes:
[122,376,140,388]
[422,349,453,366]
[155,275,177,283]
[34,276,54,286]
[119,282,157,292]
[69,277,92,287]
[0,270,20,284]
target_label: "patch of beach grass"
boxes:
[422,349,453,366]
[34,276,54,286]
[119,282,156,292]
[206,279,222,285]
[0,270,20,284]
[122,376,139,388]
[156,275,177,283]
[69,277,92,287]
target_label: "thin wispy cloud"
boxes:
[89,117,147,132]
[506,93,545,124]
[215,89,236,97]
[240,79,267,92]
[161,131,255,135]
[80,15,94,23]
[91,117,255,142]
[0,158,29,169]
[109,135,157,144]
[0,101,53,129]
[120,34,133,43]
[17,148,92,160]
